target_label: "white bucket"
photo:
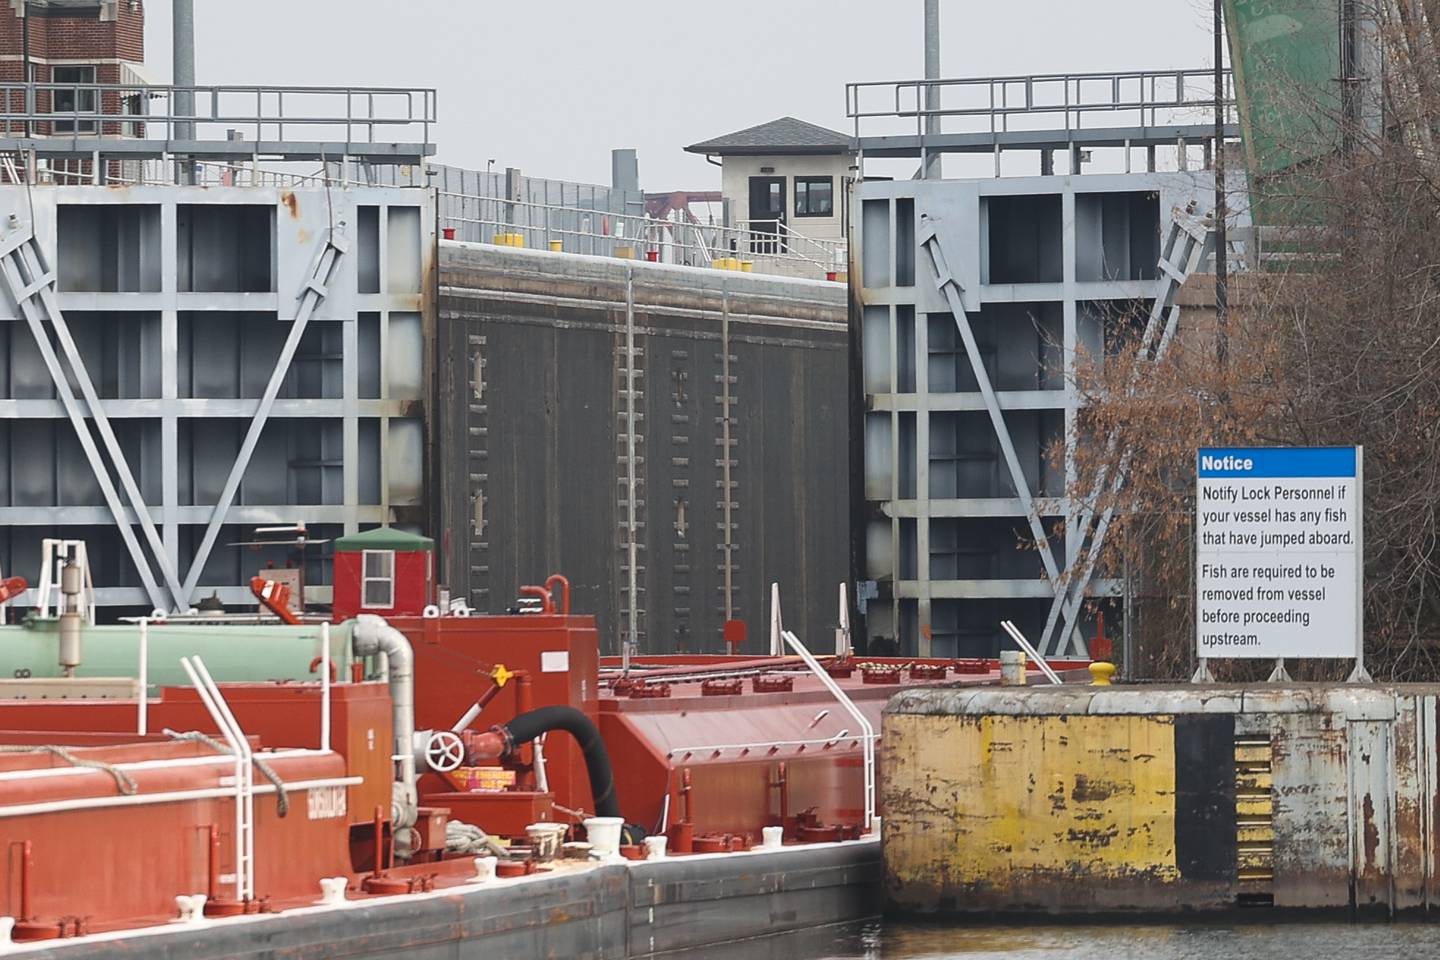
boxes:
[473,855,498,882]
[868,816,882,836]
[584,816,625,858]
[1000,650,1027,686]
[526,822,566,861]
[643,835,668,860]
[761,825,784,849]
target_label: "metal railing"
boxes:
[439,193,847,276]
[1208,223,1338,271]
[781,629,875,831]
[847,67,1235,144]
[0,82,435,150]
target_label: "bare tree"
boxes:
[1061,2,1440,680]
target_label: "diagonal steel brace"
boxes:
[920,213,1061,587]
[180,227,349,600]
[0,217,171,611]
[1039,207,1213,656]
[16,233,190,608]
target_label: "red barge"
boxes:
[0,535,1086,954]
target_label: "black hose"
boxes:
[500,706,620,819]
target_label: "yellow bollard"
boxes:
[1088,661,1116,686]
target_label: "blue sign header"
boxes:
[1197,446,1358,479]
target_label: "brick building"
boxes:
[0,0,145,136]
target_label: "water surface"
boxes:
[686,919,1440,960]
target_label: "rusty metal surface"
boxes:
[436,243,849,655]
[883,684,1440,916]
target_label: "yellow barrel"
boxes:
[549,240,563,253]
[739,260,754,273]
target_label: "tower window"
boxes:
[795,176,834,217]
[361,550,395,608]
[53,66,98,134]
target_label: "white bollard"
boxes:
[473,855,498,882]
[761,826,784,849]
[1000,650,1027,686]
[174,894,207,923]
[643,836,667,860]
[319,877,349,904]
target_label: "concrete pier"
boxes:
[882,684,1440,917]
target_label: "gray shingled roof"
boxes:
[685,117,853,156]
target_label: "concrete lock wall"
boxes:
[882,685,1440,917]
[437,243,849,654]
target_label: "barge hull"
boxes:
[17,841,880,959]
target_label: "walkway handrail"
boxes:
[180,656,255,902]
[0,81,436,148]
[848,66,1235,145]
[439,192,847,276]
[1000,620,1064,685]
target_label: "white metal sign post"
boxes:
[1194,447,1366,682]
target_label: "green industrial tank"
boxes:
[0,619,356,690]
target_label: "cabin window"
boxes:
[794,176,834,217]
[362,549,395,608]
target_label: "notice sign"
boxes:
[1196,447,1362,660]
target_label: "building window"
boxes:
[794,176,834,217]
[361,549,395,608]
[53,66,98,134]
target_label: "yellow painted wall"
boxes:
[884,713,1179,893]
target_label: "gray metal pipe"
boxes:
[923,0,941,179]
[351,615,417,828]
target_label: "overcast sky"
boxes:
[146,1,1216,190]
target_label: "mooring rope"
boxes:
[0,743,138,795]
[163,729,290,817]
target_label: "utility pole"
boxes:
[1214,0,1228,371]
[173,0,196,183]
[923,0,940,179]
[21,0,30,138]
